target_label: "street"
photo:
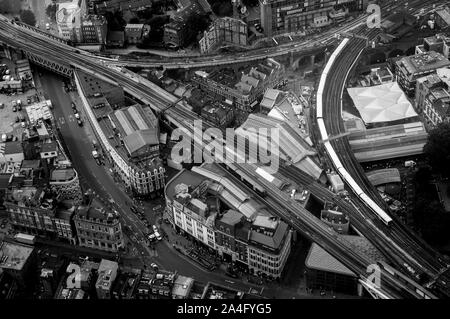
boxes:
[36,70,287,297]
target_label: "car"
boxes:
[72,107,78,114]
[15,116,20,123]
[21,121,26,128]
[18,105,22,111]
[150,263,159,270]
[12,106,17,112]
[71,102,76,109]
[154,231,162,241]
[26,98,31,104]
[74,113,80,119]
[153,205,162,211]
[148,233,156,241]
[152,225,158,232]
[77,119,83,126]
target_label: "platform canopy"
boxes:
[347,82,418,124]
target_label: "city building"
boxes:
[5,177,77,245]
[0,241,35,288]
[125,24,149,44]
[76,72,166,197]
[172,275,194,299]
[320,210,349,234]
[305,243,358,295]
[74,15,108,44]
[415,34,450,59]
[149,270,177,299]
[259,0,365,36]
[236,113,322,180]
[199,17,248,54]
[49,168,83,203]
[95,259,119,299]
[74,196,124,253]
[201,281,244,299]
[416,68,450,127]
[435,6,450,30]
[95,0,153,15]
[111,268,140,299]
[201,102,235,127]
[192,59,284,111]
[395,51,450,96]
[0,141,24,164]
[165,164,292,279]
[163,0,211,48]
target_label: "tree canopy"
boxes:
[423,123,450,178]
[46,3,57,22]
[20,10,36,27]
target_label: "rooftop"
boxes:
[75,197,119,222]
[50,168,76,182]
[172,275,194,298]
[305,243,355,276]
[0,241,34,271]
[398,51,450,77]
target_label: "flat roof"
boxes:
[165,169,206,202]
[50,168,76,182]
[0,241,34,271]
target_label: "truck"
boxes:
[14,233,36,245]
[92,150,102,165]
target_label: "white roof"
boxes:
[347,82,418,124]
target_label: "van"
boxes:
[404,160,416,168]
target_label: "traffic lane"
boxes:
[39,72,149,253]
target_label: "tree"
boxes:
[424,123,450,178]
[46,3,57,22]
[20,10,36,27]
[184,14,211,46]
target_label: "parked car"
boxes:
[12,106,17,112]
[72,107,78,114]
[71,102,76,109]
[152,225,158,232]
[77,119,83,126]
[74,113,80,119]
[154,231,162,241]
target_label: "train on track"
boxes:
[315,37,393,226]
